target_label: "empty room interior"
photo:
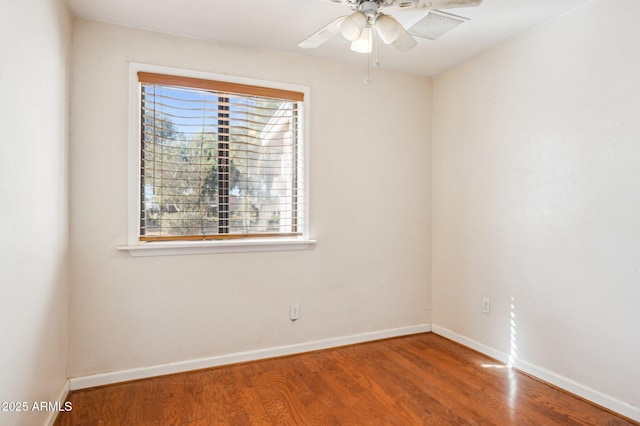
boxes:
[1,0,639,424]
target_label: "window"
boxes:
[121,66,313,255]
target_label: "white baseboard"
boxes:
[431,324,640,423]
[69,324,431,391]
[45,379,70,426]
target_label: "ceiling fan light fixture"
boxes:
[391,30,417,51]
[375,14,403,45]
[350,25,373,53]
[299,0,482,54]
[340,11,367,41]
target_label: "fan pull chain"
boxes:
[373,28,380,68]
[364,31,380,85]
[365,54,371,84]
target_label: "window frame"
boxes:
[119,63,314,256]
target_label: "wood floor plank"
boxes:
[377,338,513,424]
[400,338,536,421]
[55,333,638,426]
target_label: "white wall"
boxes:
[432,0,640,417]
[69,20,432,378]
[0,0,71,425]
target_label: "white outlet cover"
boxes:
[482,298,491,314]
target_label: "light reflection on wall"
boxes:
[509,296,518,367]
[507,296,518,411]
[478,297,520,412]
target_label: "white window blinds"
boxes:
[138,72,305,241]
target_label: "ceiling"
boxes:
[65,0,590,76]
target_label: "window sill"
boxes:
[117,238,316,257]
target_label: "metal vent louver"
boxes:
[407,11,467,40]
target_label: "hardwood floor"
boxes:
[55,333,637,425]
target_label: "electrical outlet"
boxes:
[290,304,300,321]
[482,298,491,314]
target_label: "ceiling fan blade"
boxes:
[395,0,482,10]
[298,16,347,49]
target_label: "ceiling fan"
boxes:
[299,0,483,53]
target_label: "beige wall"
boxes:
[0,0,71,424]
[433,0,640,413]
[69,20,432,377]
